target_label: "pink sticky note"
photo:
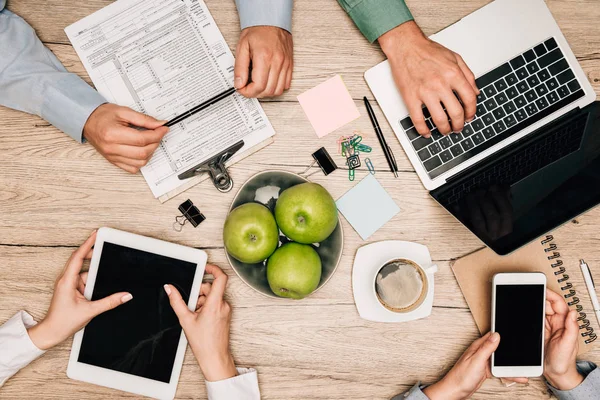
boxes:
[297,75,360,138]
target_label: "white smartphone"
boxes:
[491,272,546,377]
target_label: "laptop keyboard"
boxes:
[438,112,587,206]
[399,37,585,179]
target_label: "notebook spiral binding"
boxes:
[542,235,598,344]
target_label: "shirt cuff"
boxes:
[391,382,431,400]
[40,73,106,143]
[235,0,293,33]
[547,361,600,400]
[0,311,45,387]
[205,367,261,400]
[346,0,413,43]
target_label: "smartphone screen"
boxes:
[494,284,545,366]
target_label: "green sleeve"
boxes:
[337,0,414,43]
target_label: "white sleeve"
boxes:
[205,367,261,399]
[0,311,45,387]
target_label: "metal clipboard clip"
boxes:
[177,140,244,193]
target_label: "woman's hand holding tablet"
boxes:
[164,264,238,382]
[66,227,207,400]
[28,231,133,350]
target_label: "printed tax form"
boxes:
[65,0,275,199]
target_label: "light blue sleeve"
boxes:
[235,0,293,33]
[547,361,600,400]
[0,6,106,142]
[391,382,431,400]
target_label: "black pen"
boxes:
[165,87,236,127]
[363,97,398,178]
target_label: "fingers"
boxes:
[285,63,293,90]
[90,292,132,316]
[454,55,478,121]
[274,63,289,97]
[425,98,451,135]
[546,300,556,316]
[473,332,501,364]
[441,91,465,133]
[563,310,581,347]
[205,264,228,304]
[200,282,212,297]
[85,248,94,260]
[164,284,194,321]
[64,231,97,278]
[109,126,168,148]
[456,54,479,94]
[453,81,477,123]
[117,108,167,130]
[110,156,150,169]
[195,282,212,309]
[109,142,160,162]
[196,295,207,310]
[406,100,430,137]
[238,55,270,98]
[113,162,140,174]
[234,39,251,90]
[546,289,569,315]
[465,331,493,356]
[77,273,87,295]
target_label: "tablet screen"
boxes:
[78,242,197,383]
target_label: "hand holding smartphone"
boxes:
[491,272,547,377]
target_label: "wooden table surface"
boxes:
[1,0,600,398]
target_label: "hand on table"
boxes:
[544,289,584,390]
[27,231,132,350]
[83,103,169,174]
[423,332,528,400]
[165,264,237,382]
[234,26,293,98]
[378,21,479,137]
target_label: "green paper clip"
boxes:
[349,168,355,181]
[351,135,362,146]
[365,158,375,175]
[356,144,372,153]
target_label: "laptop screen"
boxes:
[431,102,600,255]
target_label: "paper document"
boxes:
[65,0,275,198]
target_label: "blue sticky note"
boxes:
[336,174,400,240]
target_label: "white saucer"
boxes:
[352,241,438,322]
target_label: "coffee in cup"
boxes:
[375,258,428,312]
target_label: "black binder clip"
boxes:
[173,199,206,232]
[177,140,244,193]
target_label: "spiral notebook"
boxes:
[452,235,597,354]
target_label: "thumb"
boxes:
[473,332,501,364]
[234,40,251,90]
[562,310,580,346]
[90,292,132,316]
[164,284,193,321]
[119,108,167,129]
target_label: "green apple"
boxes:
[223,203,279,264]
[275,182,338,244]
[267,242,322,299]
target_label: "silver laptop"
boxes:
[365,0,596,192]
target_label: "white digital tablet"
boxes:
[67,227,207,400]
